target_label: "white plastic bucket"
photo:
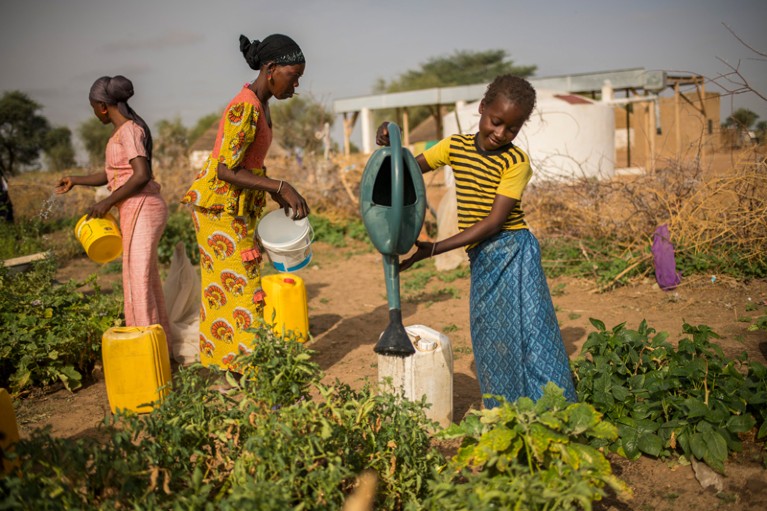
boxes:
[257,209,313,272]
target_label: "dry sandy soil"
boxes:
[11,238,767,510]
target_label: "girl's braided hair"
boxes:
[483,75,537,121]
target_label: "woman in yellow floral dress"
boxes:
[181,34,309,370]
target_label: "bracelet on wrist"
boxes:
[431,242,438,258]
[276,180,284,194]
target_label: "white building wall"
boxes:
[443,89,616,181]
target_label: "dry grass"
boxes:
[8,146,766,278]
[525,147,767,271]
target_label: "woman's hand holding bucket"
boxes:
[270,179,309,220]
[84,198,115,219]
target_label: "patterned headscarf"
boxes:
[89,75,153,163]
[239,34,305,70]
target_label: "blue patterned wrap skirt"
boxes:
[468,229,577,408]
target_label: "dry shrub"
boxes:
[265,153,366,220]
[160,152,369,221]
[8,169,95,221]
[526,147,767,270]
[155,163,195,209]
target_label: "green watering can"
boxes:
[359,123,426,356]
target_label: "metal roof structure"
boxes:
[333,68,668,154]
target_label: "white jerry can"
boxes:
[377,324,454,428]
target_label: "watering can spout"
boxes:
[374,309,415,356]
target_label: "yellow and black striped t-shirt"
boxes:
[422,133,532,235]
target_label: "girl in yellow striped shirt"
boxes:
[376,75,576,408]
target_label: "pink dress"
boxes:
[105,121,170,339]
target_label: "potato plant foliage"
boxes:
[572,319,767,472]
[0,260,122,393]
[412,383,631,511]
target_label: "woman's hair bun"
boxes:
[240,34,262,70]
[106,75,134,103]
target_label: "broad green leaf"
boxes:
[611,384,631,402]
[726,414,756,434]
[689,432,707,460]
[701,429,729,472]
[634,418,660,437]
[537,411,564,431]
[588,420,618,441]
[528,423,566,461]
[481,427,515,453]
[618,427,641,460]
[683,398,709,418]
[589,318,606,332]
[758,421,767,440]
[637,433,664,457]
[564,403,598,435]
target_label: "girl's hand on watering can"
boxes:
[272,181,310,220]
[400,240,433,272]
[375,122,391,146]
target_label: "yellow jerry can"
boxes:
[102,325,172,414]
[0,388,21,474]
[262,273,309,342]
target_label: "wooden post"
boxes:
[700,79,707,168]
[402,109,410,147]
[648,99,656,173]
[674,81,681,158]
[343,111,359,157]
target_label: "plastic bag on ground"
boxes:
[652,224,682,291]
[163,241,200,365]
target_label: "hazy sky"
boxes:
[1,0,765,159]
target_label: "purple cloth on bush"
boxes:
[652,224,682,290]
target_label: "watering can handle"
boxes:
[388,123,404,251]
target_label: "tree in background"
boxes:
[154,117,189,169]
[78,117,111,168]
[44,126,76,172]
[726,108,759,130]
[271,94,334,157]
[0,91,51,179]
[756,121,767,144]
[724,107,760,147]
[373,49,537,129]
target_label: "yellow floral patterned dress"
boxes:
[181,85,272,370]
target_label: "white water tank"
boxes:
[443,88,615,181]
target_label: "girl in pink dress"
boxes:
[56,75,170,340]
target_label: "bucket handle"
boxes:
[256,222,314,249]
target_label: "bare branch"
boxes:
[722,23,767,59]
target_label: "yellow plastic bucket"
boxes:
[74,213,122,264]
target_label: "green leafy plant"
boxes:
[310,214,369,248]
[0,259,122,392]
[572,319,766,472]
[414,383,631,510]
[4,329,443,510]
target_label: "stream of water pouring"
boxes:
[38,192,60,220]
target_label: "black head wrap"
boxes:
[239,34,305,70]
[89,75,153,164]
